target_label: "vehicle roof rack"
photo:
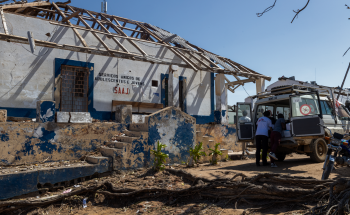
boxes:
[252,84,331,99]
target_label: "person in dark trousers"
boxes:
[269,114,286,168]
[255,111,273,166]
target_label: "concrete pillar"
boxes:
[0,109,7,122]
[256,78,265,94]
[115,105,132,124]
[215,74,228,125]
[169,65,179,107]
[36,101,56,123]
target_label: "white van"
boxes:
[236,85,350,162]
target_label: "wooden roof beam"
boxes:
[135,23,200,71]
[61,9,81,22]
[0,8,8,35]
[66,5,130,54]
[96,13,148,56]
[1,2,51,9]
[52,2,88,47]
[226,78,256,87]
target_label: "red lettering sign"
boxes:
[114,87,129,94]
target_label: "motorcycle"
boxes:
[318,124,350,180]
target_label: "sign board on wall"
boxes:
[95,73,145,86]
[114,86,130,94]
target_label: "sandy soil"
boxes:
[6,153,348,215]
[187,153,350,181]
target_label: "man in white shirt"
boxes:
[239,110,251,123]
[255,111,273,166]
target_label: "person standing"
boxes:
[255,111,273,166]
[269,114,286,168]
[239,110,251,123]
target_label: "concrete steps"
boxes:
[123,130,148,138]
[106,141,128,149]
[129,123,148,132]
[101,123,149,170]
[115,136,137,143]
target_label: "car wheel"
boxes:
[276,153,287,161]
[310,138,328,163]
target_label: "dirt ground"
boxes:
[3,153,348,215]
[187,153,350,181]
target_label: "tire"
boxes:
[276,153,287,161]
[322,160,334,180]
[310,138,328,163]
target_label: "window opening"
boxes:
[237,104,251,123]
[276,107,290,120]
[320,101,332,115]
[152,80,158,87]
[164,78,168,107]
[61,65,89,112]
[291,94,320,117]
[179,80,184,111]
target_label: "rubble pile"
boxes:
[0,160,89,175]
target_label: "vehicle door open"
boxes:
[236,103,254,141]
[289,92,324,137]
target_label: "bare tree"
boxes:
[257,0,311,23]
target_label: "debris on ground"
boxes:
[1,162,349,215]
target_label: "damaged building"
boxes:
[0,1,270,199]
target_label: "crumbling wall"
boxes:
[0,122,127,165]
[147,107,196,164]
[196,124,240,152]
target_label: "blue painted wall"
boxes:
[0,122,127,165]
[147,107,196,164]
[37,101,56,123]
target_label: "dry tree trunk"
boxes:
[0,169,345,215]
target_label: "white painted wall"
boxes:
[0,13,212,117]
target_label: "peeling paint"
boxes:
[147,107,196,164]
[0,122,127,165]
[197,124,239,151]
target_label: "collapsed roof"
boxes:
[0,1,271,92]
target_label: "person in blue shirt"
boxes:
[255,111,273,166]
[269,114,286,168]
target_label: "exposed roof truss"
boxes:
[0,1,271,88]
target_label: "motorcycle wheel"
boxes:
[322,160,334,180]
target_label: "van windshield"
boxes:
[291,94,320,117]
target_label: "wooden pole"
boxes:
[337,62,350,100]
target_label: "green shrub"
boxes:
[189,142,207,166]
[151,141,169,171]
[209,143,222,165]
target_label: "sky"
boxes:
[9,0,350,105]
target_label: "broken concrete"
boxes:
[146,107,196,164]
[0,122,127,165]
[0,109,6,122]
[70,112,92,123]
[132,114,146,123]
[36,101,56,123]
[57,112,70,123]
[0,156,111,200]
[115,105,132,124]
[196,124,239,152]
